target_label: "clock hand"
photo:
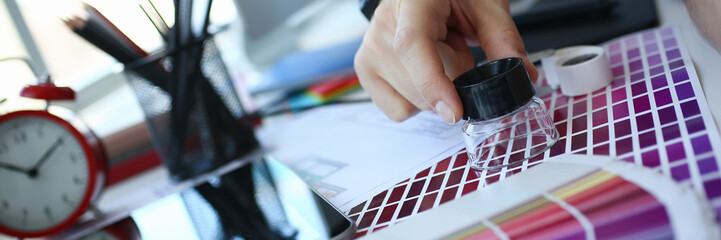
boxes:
[0,161,29,175]
[28,137,63,177]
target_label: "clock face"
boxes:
[0,113,95,236]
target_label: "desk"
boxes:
[3,0,717,239]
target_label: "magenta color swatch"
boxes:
[572,133,588,151]
[654,88,673,107]
[616,137,633,155]
[671,68,690,83]
[647,54,662,66]
[593,110,608,126]
[554,108,568,122]
[636,112,655,131]
[628,48,641,59]
[631,82,647,95]
[610,54,623,65]
[630,72,645,82]
[594,125,610,144]
[609,41,621,52]
[612,88,627,103]
[633,95,651,113]
[666,142,686,162]
[592,94,607,110]
[629,60,643,72]
[675,82,694,100]
[574,101,587,116]
[612,77,626,88]
[642,150,661,167]
[681,100,701,118]
[594,144,610,155]
[615,119,632,137]
[657,106,677,125]
[639,131,657,148]
[572,115,588,133]
[612,66,625,77]
[613,102,630,120]
[556,122,568,138]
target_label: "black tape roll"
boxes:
[453,57,536,121]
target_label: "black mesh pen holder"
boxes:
[124,38,259,181]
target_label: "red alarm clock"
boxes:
[0,82,106,238]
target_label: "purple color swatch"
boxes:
[645,43,659,53]
[594,126,610,144]
[662,124,681,141]
[629,60,643,72]
[613,102,630,120]
[664,38,678,48]
[666,49,681,60]
[654,88,673,107]
[671,165,691,180]
[672,68,690,83]
[669,59,684,70]
[691,135,712,155]
[698,157,718,175]
[681,100,701,118]
[628,48,641,59]
[666,142,686,162]
[633,95,651,113]
[675,82,694,100]
[632,82,647,95]
[648,54,662,66]
[686,117,706,134]
[650,66,665,77]
[636,113,654,131]
[639,131,657,148]
[657,106,677,125]
[651,75,667,89]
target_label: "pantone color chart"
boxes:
[451,171,671,239]
[350,27,721,238]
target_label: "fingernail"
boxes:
[434,101,456,124]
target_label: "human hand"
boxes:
[354,0,537,124]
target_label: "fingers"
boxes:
[355,60,419,122]
[393,0,461,124]
[461,0,538,81]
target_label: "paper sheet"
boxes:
[258,103,465,210]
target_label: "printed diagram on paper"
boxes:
[258,104,465,211]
